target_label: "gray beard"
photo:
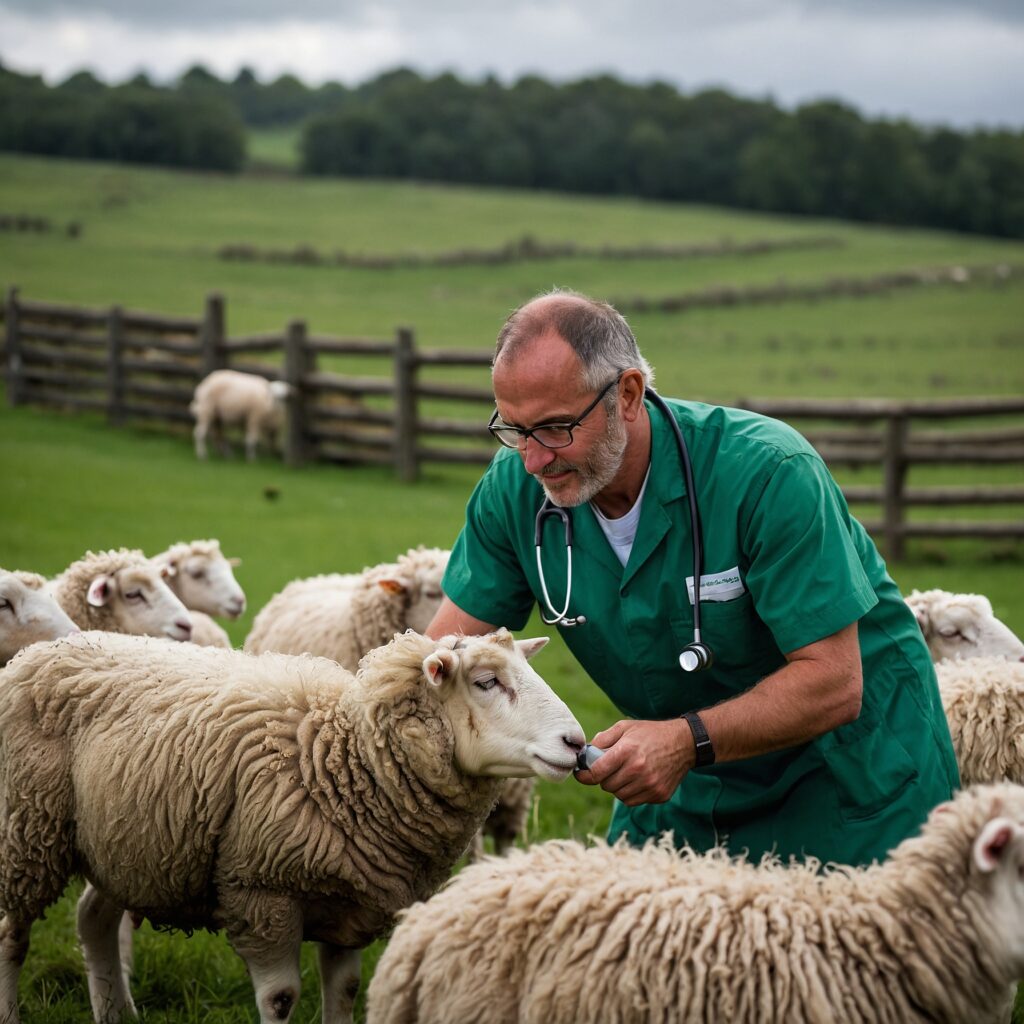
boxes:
[539,407,629,507]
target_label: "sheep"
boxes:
[367,781,1024,1024]
[0,569,79,665]
[151,539,246,620]
[49,548,193,642]
[151,539,245,648]
[244,546,450,664]
[936,655,1024,786]
[190,368,290,461]
[906,588,1024,662]
[0,627,585,1024]
[245,547,535,858]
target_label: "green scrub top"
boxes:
[443,398,959,867]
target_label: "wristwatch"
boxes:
[681,710,715,768]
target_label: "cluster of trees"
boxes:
[301,70,1024,238]
[2,61,1022,237]
[0,65,245,171]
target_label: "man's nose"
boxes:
[522,436,557,474]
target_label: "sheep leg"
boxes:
[77,884,138,1022]
[193,418,209,459]
[245,415,261,462]
[0,913,30,1024]
[225,891,303,1024]
[317,944,361,1024]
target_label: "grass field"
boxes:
[1,150,1024,1020]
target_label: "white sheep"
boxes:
[0,569,79,665]
[367,782,1024,1024]
[190,368,290,461]
[49,548,193,641]
[906,588,1024,662]
[151,539,245,648]
[937,655,1024,786]
[0,627,584,1024]
[244,546,449,663]
[245,547,534,857]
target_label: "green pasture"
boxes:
[1,150,1024,1020]
[246,126,303,171]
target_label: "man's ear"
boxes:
[619,368,647,422]
[423,649,458,687]
[87,575,114,607]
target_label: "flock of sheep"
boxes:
[1,540,1024,1023]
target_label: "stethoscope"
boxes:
[535,387,714,673]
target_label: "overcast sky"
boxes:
[2,0,1022,130]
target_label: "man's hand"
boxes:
[575,719,694,805]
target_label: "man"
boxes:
[427,288,959,866]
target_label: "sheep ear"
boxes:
[378,578,407,596]
[228,557,242,568]
[423,650,457,687]
[973,817,1021,873]
[911,605,931,637]
[515,637,549,661]
[87,575,113,607]
[160,561,178,579]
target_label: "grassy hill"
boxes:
[2,151,1023,1021]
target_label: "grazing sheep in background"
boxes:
[190,368,290,461]
[906,588,1024,662]
[368,782,1024,1024]
[0,628,584,1024]
[49,548,193,641]
[245,547,534,858]
[937,656,1024,785]
[0,569,79,665]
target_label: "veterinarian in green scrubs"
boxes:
[428,290,959,866]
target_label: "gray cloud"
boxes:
[1,0,1022,128]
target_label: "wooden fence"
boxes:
[3,288,1022,559]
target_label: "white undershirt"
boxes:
[590,467,651,566]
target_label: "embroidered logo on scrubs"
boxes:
[685,567,746,604]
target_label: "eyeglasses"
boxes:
[488,374,622,450]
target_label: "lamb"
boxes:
[906,588,1024,662]
[245,547,535,857]
[367,782,1024,1024]
[936,655,1024,786]
[0,569,79,665]
[151,539,245,648]
[49,548,193,642]
[0,627,585,1024]
[191,368,291,461]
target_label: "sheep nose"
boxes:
[562,733,584,754]
[175,618,193,638]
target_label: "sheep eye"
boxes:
[125,590,146,603]
[473,677,498,691]
[0,599,11,613]
[938,628,961,639]
[423,589,442,599]
[187,568,206,580]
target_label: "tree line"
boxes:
[2,62,1022,237]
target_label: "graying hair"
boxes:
[493,289,654,404]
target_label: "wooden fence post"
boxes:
[5,286,23,406]
[882,412,909,562]
[393,326,418,482]
[107,304,126,425]
[283,319,310,467]
[199,292,226,377]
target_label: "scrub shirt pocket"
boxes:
[672,590,779,680]
[824,722,919,823]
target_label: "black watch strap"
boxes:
[682,711,715,767]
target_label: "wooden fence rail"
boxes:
[3,288,1022,559]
